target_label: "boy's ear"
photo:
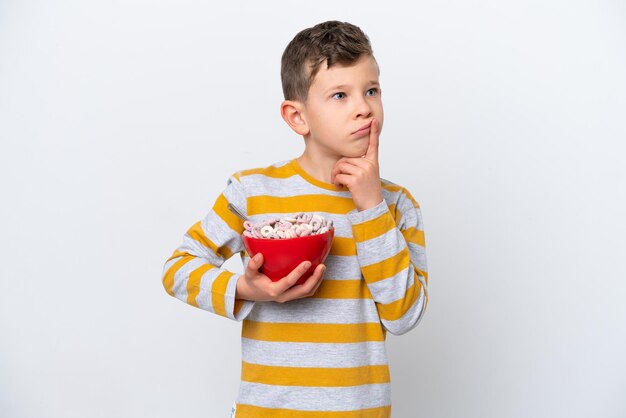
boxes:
[280,100,310,136]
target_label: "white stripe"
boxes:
[242,339,388,368]
[237,382,390,411]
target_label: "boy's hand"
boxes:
[330,118,383,211]
[235,253,326,303]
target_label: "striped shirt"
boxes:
[162,158,429,418]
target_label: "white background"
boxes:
[1,1,625,417]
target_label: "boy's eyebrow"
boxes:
[325,81,380,93]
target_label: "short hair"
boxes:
[281,21,374,102]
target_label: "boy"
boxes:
[162,20,428,418]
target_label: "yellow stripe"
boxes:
[404,191,420,208]
[162,255,194,296]
[313,279,372,299]
[382,184,421,208]
[238,163,297,179]
[352,211,396,243]
[241,362,390,387]
[186,264,214,307]
[166,249,186,263]
[234,404,391,418]
[361,248,411,284]
[234,299,245,316]
[388,203,402,226]
[382,183,402,193]
[377,280,422,321]
[188,221,235,260]
[329,236,356,256]
[402,227,425,247]
[242,321,385,343]
[248,195,355,215]
[211,270,234,317]
[213,194,244,234]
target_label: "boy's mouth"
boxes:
[352,122,372,135]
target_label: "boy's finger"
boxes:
[330,157,349,184]
[246,253,264,273]
[280,264,326,301]
[330,158,370,188]
[274,260,311,293]
[365,118,380,161]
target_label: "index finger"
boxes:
[365,118,380,161]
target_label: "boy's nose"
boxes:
[353,97,372,119]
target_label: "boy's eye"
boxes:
[366,88,379,96]
[332,92,346,100]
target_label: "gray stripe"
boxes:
[179,233,219,264]
[241,340,388,368]
[407,242,428,272]
[356,227,406,267]
[237,382,390,411]
[171,257,206,301]
[321,254,362,280]
[224,272,239,319]
[380,184,403,201]
[203,210,243,254]
[367,266,415,304]
[223,177,247,216]
[196,266,225,312]
[393,193,418,229]
[243,174,351,198]
[247,298,380,324]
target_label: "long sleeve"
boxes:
[347,187,428,335]
[161,174,255,321]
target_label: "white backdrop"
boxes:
[1,1,625,417]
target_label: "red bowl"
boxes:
[242,229,334,285]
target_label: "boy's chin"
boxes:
[343,150,367,159]
[337,153,361,159]
[340,147,369,159]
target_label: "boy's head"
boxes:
[280,21,384,159]
[281,21,374,103]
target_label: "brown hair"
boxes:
[281,21,374,102]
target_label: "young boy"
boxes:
[162,20,428,418]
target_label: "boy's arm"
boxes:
[331,119,428,335]
[347,188,428,335]
[161,173,254,321]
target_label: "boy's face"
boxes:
[300,54,383,159]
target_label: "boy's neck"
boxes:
[296,153,339,185]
